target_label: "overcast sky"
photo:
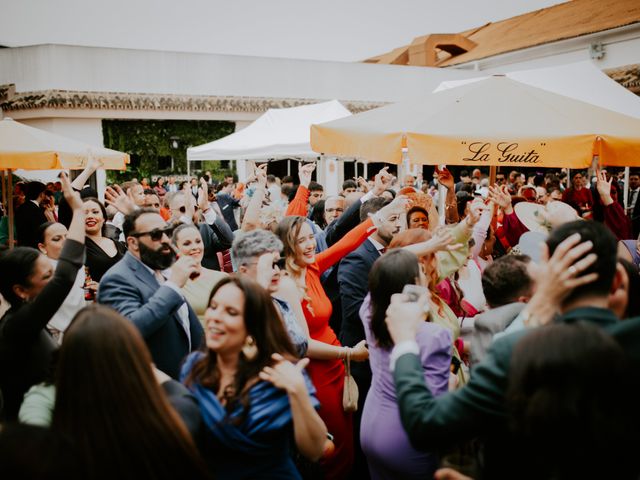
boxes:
[1,0,566,62]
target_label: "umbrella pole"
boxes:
[438,164,447,225]
[8,169,14,249]
[624,167,630,209]
[489,166,497,185]
[1,170,6,216]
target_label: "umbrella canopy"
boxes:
[0,118,129,170]
[188,100,352,161]
[311,76,640,168]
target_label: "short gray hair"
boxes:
[232,229,283,266]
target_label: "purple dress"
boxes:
[359,295,452,480]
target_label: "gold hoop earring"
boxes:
[241,335,258,361]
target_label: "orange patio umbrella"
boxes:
[311,75,640,168]
[0,117,129,247]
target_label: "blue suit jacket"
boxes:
[98,252,204,379]
[338,239,380,348]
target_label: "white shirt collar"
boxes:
[368,236,386,253]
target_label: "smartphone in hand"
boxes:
[401,284,429,302]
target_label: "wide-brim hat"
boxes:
[514,200,580,234]
[516,231,547,263]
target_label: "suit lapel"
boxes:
[125,253,201,349]
[364,238,382,260]
[124,253,160,296]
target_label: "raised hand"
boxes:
[60,172,83,211]
[259,353,309,394]
[356,176,369,193]
[182,185,195,218]
[255,163,268,188]
[595,169,614,206]
[105,184,135,215]
[488,184,513,213]
[465,198,485,226]
[436,167,455,190]
[426,227,462,253]
[523,233,598,327]
[169,254,200,288]
[372,166,392,195]
[298,162,316,188]
[87,150,104,172]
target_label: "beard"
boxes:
[139,241,176,271]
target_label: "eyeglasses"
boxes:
[325,208,344,213]
[130,226,174,241]
[244,257,286,270]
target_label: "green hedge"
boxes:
[102,119,234,182]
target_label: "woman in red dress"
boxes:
[277,214,373,478]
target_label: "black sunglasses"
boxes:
[131,226,174,241]
[244,257,286,269]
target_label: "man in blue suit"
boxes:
[98,208,204,379]
[337,196,405,479]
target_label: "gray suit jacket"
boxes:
[98,252,204,379]
[469,302,525,367]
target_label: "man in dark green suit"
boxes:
[385,220,638,478]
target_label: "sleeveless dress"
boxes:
[300,218,374,479]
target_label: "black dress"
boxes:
[0,239,84,421]
[85,237,127,282]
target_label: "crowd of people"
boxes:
[0,156,639,480]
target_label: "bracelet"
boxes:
[338,346,349,360]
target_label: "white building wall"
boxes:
[0,44,474,103]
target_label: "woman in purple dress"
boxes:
[359,249,452,480]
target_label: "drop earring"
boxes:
[241,335,258,361]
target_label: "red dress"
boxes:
[301,218,374,479]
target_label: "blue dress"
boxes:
[181,352,319,479]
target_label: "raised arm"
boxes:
[71,153,103,191]
[316,194,409,273]
[325,167,393,246]
[2,173,85,341]
[436,168,459,224]
[596,169,633,240]
[241,164,268,231]
[285,163,315,217]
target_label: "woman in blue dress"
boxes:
[181,275,327,479]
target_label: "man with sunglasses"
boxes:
[98,208,204,379]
